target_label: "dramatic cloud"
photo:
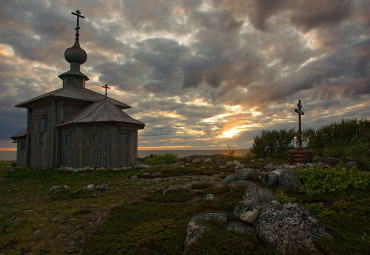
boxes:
[0,0,369,150]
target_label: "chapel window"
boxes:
[39,134,44,146]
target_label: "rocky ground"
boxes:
[0,155,368,254]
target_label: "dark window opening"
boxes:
[39,115,47,132]
[20,141,25,152]
[91,134,99,143]
[65,134,72,144]
[39,134,44,146]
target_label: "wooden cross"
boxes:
[71,10,85,42]
[102,84,110,97]
[295,100,304,148]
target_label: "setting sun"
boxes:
[218,127,241,138]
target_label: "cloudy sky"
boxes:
[0,0,369,151]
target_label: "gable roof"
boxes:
[15,86,131,109]
[58,99,144,128]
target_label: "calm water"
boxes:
[0,149,249,161]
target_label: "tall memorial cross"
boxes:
[295,100,304,148]
[102,84,110,97]
[71,10,85,42]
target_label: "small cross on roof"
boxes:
[102,84,110,97]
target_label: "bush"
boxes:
[304,119,370,169]
[250,129,295,158]
[293,164,370,196]
[144,153,179,165]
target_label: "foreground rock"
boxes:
[185,213,227,246]
[278,170,302,189]
[233,182,276,223]
[261,170,302,189]
[255,202,332,253]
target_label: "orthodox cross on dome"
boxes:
[102,84,110,98]
[295,100,305,148]
[71,10,85,42]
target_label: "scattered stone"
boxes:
[235,168,256,181]
[213,158,222,164]
[219,165,226,170]
[162,185,179,194]
[239,208,259,224]
[255,202,332,253]
[141,173,151,177]
[226,221,255,234]
[33,229,41,235]
[313,156,340,165]
[204,194,218,201]
[86,184,94,191]
[192,158,202,163]
[226,160,241,168]
[51,218,59,223]
[183,155,198,163]
[185,213,227,246]
[204,158,212,163]
[234,164,244,169]
[261,172,279,186]
[49,185,68,192]
[264,163,275,171]
[222,174,238,185]
[152,172,162,177]
[278,170,302,190]
[129,175,138,180]
[201,166,206,169]
[96,184,108,191]
[344,161,361,169]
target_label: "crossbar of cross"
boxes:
[71,10,85,42]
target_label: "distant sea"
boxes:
[0,149,250,161]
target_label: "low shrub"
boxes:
[144,153,180,165]
[293,164,370,196]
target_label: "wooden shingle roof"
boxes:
[15,86,131,109]
[11,128,27,139]
[58,99,144,128]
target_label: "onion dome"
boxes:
[64,41,87,64]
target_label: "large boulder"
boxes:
[245,182,276,207]
[255,202,332,253]
[260,172,279,186]
[235,168,257,180]
[185,213,227,246]
[233,182,276,220]
[278,170,302,189]
[222,174,238,184]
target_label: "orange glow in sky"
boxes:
[138,146,198,150]
[0,148,16,151]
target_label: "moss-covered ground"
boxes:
[0,158,369,254]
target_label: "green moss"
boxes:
[145,188,192,203]
[191,182,212,190]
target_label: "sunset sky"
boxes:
[0,0,369,151]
